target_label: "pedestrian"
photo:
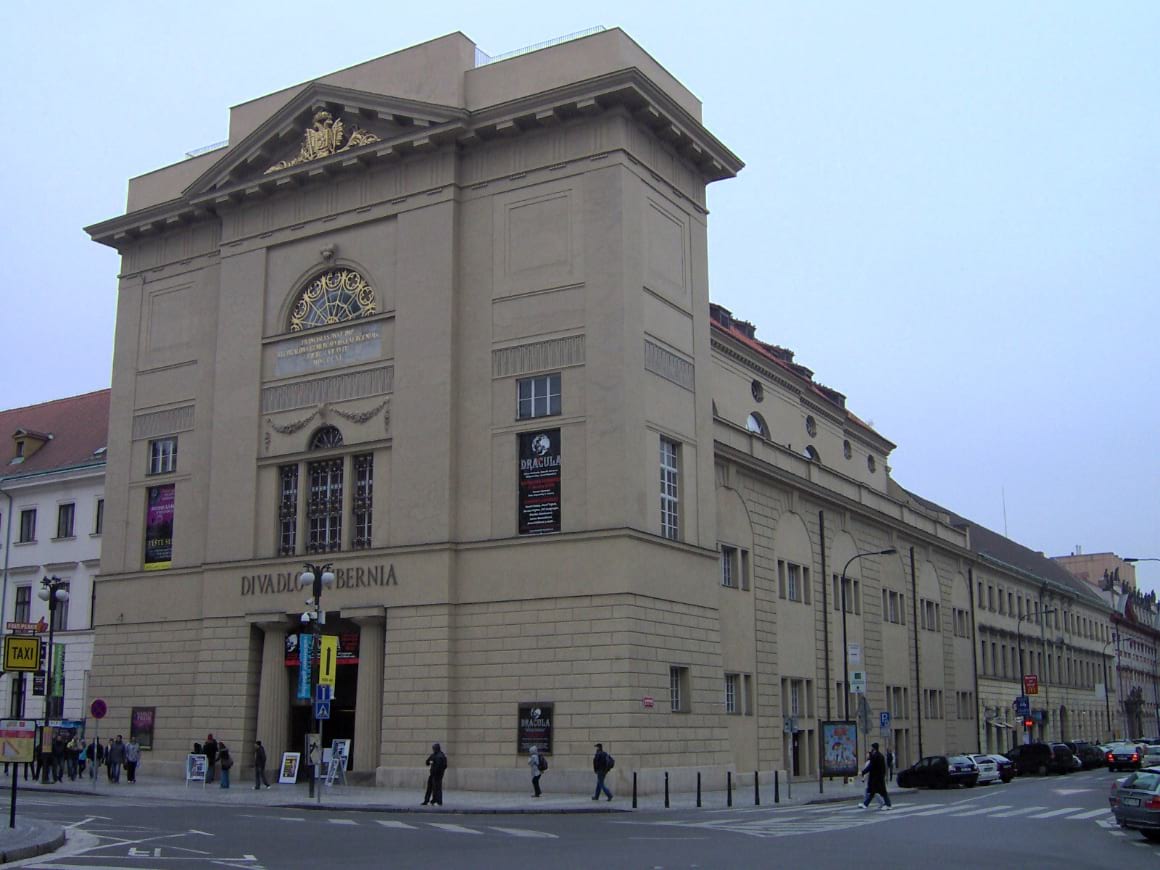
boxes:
[592,743,613,801]
[254,740,271,790]
[528,746,546,797]
[77,741,87,778]
[886,748,895,780]
[51,733,66,782]
[87,739,103,780]
[421,742,447,806]
[66,736,80,781]
[124,737,140,783]
[859,742,892,809]
[107,736,125,784]
[203,734,219,784]
[218,743,233,788]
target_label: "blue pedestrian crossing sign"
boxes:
[314,700,331,720]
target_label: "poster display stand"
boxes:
[185,754,207,786]
[325,739,349,786]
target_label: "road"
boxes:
[5,768,1153,869]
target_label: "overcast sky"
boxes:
[3,3,1157,589]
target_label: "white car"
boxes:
[970,753,1001,785]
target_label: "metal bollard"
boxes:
[727,770,733,807]
[754,770,760,805]
[665,771,670,808]
[632,771,638,809]
[774,769,780,804]
[697,771,702,808]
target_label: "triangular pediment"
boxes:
[185,83,467,199]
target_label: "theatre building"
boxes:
[86,29,1109,789]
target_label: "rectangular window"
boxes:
[14,587,31,623]
[307,458,343,554]
[148,437,178,475]
[980,639,987,675]
[998,587,1005,615]
[351,453,373,549]
[787,564,800,602]
[722,545,738,588]
[18,509,36,543]
[977,581,984,606]
[743,674,754,716]
[94,498,104,535]
[987,585,994,611]
[725,673,739,714]
[1008,592,1014,615]
[670,666,689,713]
[516,373,562,419]
[56,503,75,539]
[278,465,299,556]
[790,680,802,717]
[740,550,750,591]
[659,437,679,540]
[50,583,70,632]
[833,575,859,614]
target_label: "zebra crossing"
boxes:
[317,818,559,838]
[633,800,1115,839]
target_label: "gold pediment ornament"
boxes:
[265,111,381,174]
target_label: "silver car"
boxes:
[969,754,1001,785]
[1110,767,1160,842]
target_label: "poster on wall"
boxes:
[130,707,156,750]
[517,429,561,535]
[144,484,175,570]
[821,721,859,777]
[517,703,553,754]
[284,631,360,666]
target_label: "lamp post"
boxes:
[1017,605,1055,745]
[299,562,334,800]
[840,547,897,762]
[38,576,69,784]
[1102,637,1114,741]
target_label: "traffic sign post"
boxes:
[1014,695,1030,717]
[3,636,42,672]
[313,700,331,720]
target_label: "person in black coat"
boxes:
[254,741,270,790]
[422,743,447,806]
[859,742,893,809]
[203,734,218,784]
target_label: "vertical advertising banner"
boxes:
[50,643,65,699]
[130,707,156,750]
[297,633,314,700]
[144,484,175,570]
[822,721,859,777]
[518,429,561,535]
[517,703,554,754]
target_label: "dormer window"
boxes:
[10,428,51,464]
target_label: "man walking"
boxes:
[422,742,447,806]
[124,737,140,783]
[107,736,125,784]
[592,743,613,801]
[254,740,271,789]
[528,746,545,797]
[860,742,892,809]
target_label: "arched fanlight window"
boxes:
[804,445,821,463]
[309,425,344,450]
[289,268,377,332]
[746,412,769,438]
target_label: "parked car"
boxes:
[897,755,979,789]
[1109,767,1160,842]
[1141,745,1160,768]
[987,753,1015,783]
[1051,743,1080,773]
[969,754,1001,785]
[1107,742,1146,772]
[1065,741,1106,770]
[1006,742,1074,776]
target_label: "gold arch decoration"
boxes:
[289,268,377,332]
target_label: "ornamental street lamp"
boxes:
[299,562,334,800]
[38,576,69,784]
[840,547,897,762]
[1017,605,1056,745]
[1102,636,1115,741]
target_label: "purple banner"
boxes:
[518,429,561,535]
[144,484,175,570]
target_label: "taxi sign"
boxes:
[3,635,42,672]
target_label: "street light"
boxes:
[299,562,334,800]
[1017,605,1056,745]
[1102,636,1115,741]
[37,576,69,784]
[840,547,897,762]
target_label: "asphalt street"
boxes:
[3,768,1152,869]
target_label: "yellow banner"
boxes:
[319,635,338,688]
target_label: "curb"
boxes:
[0,825,65,864]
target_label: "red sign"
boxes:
[1023,674,1039,696]
[5,619,47,634]
[642,696,655,709]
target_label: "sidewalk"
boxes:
[0,771,874,860]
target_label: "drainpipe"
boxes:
[911,546,922,758]
[968,566,981,753]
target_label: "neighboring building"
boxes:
[85,29,1113,789]
[0,391,109,724]
[1056,553,1158,739]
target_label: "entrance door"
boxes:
[287,620,359,780]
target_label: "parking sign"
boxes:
[879,711,891,728]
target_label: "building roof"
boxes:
[0,390,110,481]
[899,485,1107,610]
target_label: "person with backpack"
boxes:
[422,742,447,806]
[592,743,613,801]
[528,746,547,797]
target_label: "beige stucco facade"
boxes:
[87,30,1115,792]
